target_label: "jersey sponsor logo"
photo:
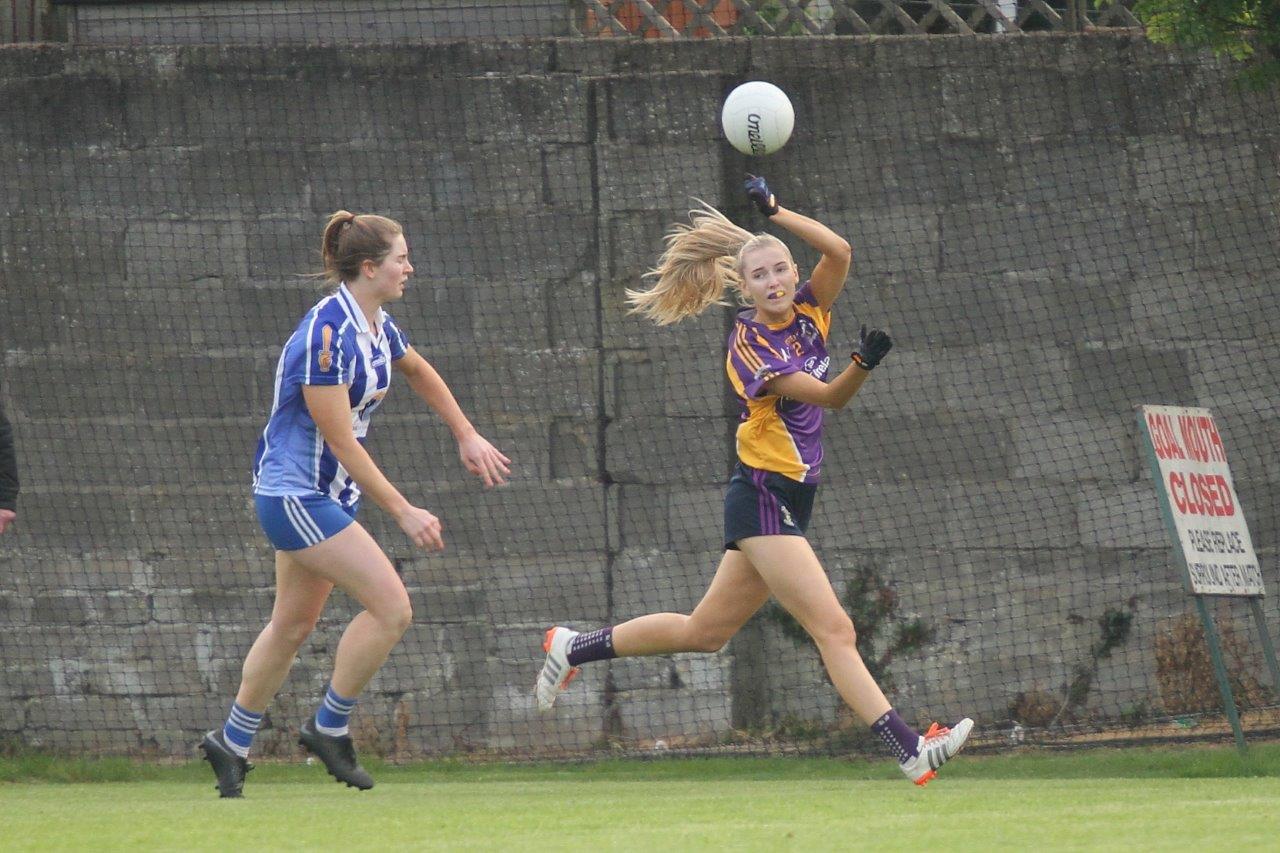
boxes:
[804,355,830,379]
[318,325,335,372]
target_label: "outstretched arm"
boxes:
[394,348,511,487]
[745,176,851,311]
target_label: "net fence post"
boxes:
[1248,598,1280,704]
[1193,595,1247,754]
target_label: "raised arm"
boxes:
[394,348,511,487]
[745,175,851,311]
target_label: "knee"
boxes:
[374,596,413,636]
[809,614,857,651]
[685,621,732,654]
[271,617,318,650]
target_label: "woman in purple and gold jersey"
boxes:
[537,177,972,785]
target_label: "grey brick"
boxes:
[936,343,1070,416]
[1010,135,1134,207]
[0,591,30,624]
[556,37,744,75]
[550,417,598,480]
[483,683,605,753]
[125,219,250,284]
[668,486,728,553]
[397,480,608,556]
[612,485,672,551]
[30,592,92,626]
[19,418,259,489]
[0,666,55,700]
[1129,270,1275,343]
[596,141,723,214]
[606,416,728,485]
[482,554,609,626]
[811,481,953,550]
[613,688,732,743]
[1216,413,1280,486]
[9,489,259,552]
[1010,413,1139,483]
[1191,342,1280,417]
[152,589,273,625]
[403,209,595,282]
[1194,201,1280,273]
[0,76,126,146]
[824,412,1014,483]
[1080,481,1172,548]
[1068,345,1195,414]
[947,479,1078,549]
[84,626,206,696]
[4,351,263,419]
[1134,138,1273,206]
[0,215,126,281]
[604,73,723,143]
[828,205,938,278]
[366,412,553,485]
[612,549,724,616]
[609,654,731,693]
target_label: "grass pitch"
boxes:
[3,744,1279,851]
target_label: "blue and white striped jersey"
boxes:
[252,283,410,506]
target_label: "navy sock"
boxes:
[871,709,920,762]
[566,627,617,666]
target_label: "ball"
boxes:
[721,81,794,157]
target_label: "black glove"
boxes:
[744,174,779,217]
[852,326,892,370]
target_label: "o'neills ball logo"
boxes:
[746,112,766,156]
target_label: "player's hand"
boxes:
[458,431,511,488]
[744,174,779,217]
[852,326,892,370]
[395,504,444,551]
[0,509,14,535]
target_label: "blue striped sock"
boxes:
[315,684,357,737]
[222,703,263,758]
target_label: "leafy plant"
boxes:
[763,563,935,691]
[1127,0,1280,88]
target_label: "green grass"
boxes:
[4,745,1280,850]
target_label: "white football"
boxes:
[721,81,795,156]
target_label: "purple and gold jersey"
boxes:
[726,282,832,483]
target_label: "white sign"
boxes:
[1138,406,1264,596]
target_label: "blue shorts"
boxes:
[723,462,817,551]
[254,493,359,551]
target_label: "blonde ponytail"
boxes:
[626,202,792,325]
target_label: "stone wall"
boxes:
[1,32,1277,756]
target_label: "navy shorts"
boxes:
[254,493,360,551]
[723,462,818,551]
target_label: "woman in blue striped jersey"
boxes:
[199,211,510,798]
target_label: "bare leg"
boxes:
[234,550,333,711]
[737,535,892,725]
[611,549,771,656]
[282,521,412,698]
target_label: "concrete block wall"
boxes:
[1,32,1278,756]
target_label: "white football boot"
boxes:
[899,717,974,786]
[535,626,581,711]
